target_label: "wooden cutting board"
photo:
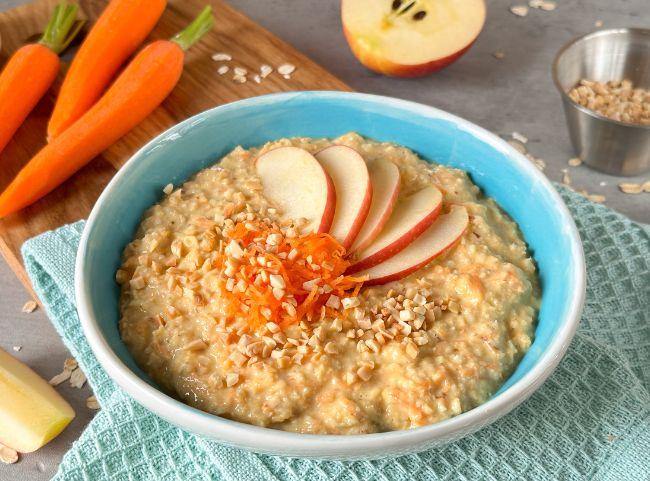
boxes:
[0,0,350,294]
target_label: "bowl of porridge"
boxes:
[75,92,585,458]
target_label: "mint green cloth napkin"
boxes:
[21,187,650,481]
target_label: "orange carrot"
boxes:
[0,7,214,218]
[0,2,83,155]
[47,0,167,141]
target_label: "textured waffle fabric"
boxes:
[21,186,650,481]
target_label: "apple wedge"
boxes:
[342,0,486,77]
[354,206,469,285]
[348,159,400,254]
[347,185,443,274]
[315,145,372,249]
[256,146,336,233]
[0,349,75,453]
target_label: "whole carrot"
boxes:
[0,2,83,155]
[0,6,214,218]
[47,0,167,141]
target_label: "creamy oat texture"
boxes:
[118,133,540,434]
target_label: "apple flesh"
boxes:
[342,0,486,77]
[256,147,336,234]
[0,349,75,453]
[347,185,443,274]
[315,145,372,249]
[348,158,400,254]
[354,206,468,285]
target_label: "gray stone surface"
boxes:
[0,0,647,479]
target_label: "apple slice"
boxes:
[342,0,486,77]
[315,145,372,249]
[354,206,468,285]
[256,146,336,233]
[347,185,443,274]
[0,349,75,453]
[348,159,400,254]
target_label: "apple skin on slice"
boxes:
[256,146,336,234]
[347,185,443,274]
[348,159,400,254]
[315,145,372,250]
[354,206,469,285]
[0,349,75,453]
[342,0,486,77]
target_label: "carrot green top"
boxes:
[170,6,215,51]
[38,0,85,55]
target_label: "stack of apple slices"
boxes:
[255,145,468,286]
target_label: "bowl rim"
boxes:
[552,27,650,131]
[75,91,586,457]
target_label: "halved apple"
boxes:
[256,147,336,233]
[0,349,75,453]
[315,145,372,249]
[354,206,468,285]
[342,0,487,77]
[347,185,443,274]
[348,159,400,254]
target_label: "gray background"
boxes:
[0,0,648,479]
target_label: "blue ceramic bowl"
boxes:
[76,92,585,458]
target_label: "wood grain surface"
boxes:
[0,0,350,294]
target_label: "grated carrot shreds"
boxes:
[213,219,366,330]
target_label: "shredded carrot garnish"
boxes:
[214,220,366,330]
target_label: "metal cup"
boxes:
[553,28,650,176]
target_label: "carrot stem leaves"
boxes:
[170,6,214,51]
[39,0,85,55]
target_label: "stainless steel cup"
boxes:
[553,28,650,176]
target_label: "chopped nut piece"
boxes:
[399,309,415,322]
[324,342,338,354]
[266,322,281,333]
[86,395,100,410]
[344,371,357,385]
[619,183,643,194]
[182,339,208,351]
[325,295,341,309]
[64,358,78,371]
[229,351,248,367]
[70,368,87,389]
[406,342,419,360]
[0,443,18,464]
[269,274,286,289]
[493,50,505,59]
[226,373,239,387]
[341,297,360,309]
[22,300,38,313]
[642,181,650,192]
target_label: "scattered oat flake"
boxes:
[233,75,246,84]
[618,183,643,194]
[533,158,546,171]
[595,20,603,27]
[0,443,18,464]
[642,180,650,192]
[217,65,229,75]
[37,461,46,472]
[540,1,556,11]
[70,368,87,389]
[233,67,248,76]
[86,395,100,410]
[600,181,607,186]
[282,74,291,80]
[211,52,232,61]
[163,183,173,195]
[562,171,572,185]
[12,346,21,352]
[64,358,78,371]
[528,0,544,6]
[512,132,528,143]
[588,194,606,203]
[568,157,582,167]
[22,300,38,313]
[493,51,505,59]
[260,64,273,78]
[510,5,529,16]
[253,74,261,84]
[278,64,296,75]
[48,369,72,386]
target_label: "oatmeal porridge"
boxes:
[118,132,540,434]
